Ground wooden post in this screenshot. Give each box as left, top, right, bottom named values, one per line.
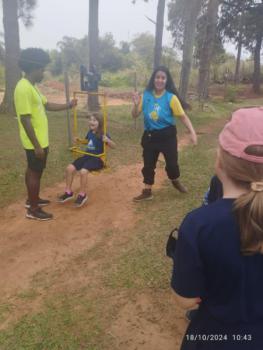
left=134, top=71, right=137, bottom=130
left=64, top=69, right=72, bottom=147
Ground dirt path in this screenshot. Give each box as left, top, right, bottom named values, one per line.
left=0, top=162, right=170, bottom=297
left=0, top=118, right=227, bottom=349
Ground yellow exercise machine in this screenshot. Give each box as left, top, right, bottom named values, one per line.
left=69, top=91, right=108, bottom=171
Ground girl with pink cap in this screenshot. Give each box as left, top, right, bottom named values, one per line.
left=170, top=107, right=263, bottom=349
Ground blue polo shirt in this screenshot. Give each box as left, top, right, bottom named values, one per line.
left=139, top=90, right=185, bottom=131
left=171, top=198, right=263, bottom=349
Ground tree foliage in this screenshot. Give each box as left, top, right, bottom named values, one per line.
left=18, top=0, right=37, bottom=27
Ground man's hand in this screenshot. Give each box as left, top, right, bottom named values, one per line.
left=34, top=147, right=45, bottom=159
left=68, top=99, right=78, bottom=109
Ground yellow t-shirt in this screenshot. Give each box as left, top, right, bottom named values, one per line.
left=14, top=78, right=48, bottom=149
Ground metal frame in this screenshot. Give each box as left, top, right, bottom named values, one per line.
left=69, top=91, right=108, bottom=165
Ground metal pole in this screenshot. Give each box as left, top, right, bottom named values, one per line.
left=134, top=71, right=137, bottom=130
left=63, top=69, right=72, bottom=147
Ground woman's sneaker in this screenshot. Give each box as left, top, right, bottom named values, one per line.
left=74, top=194, right=88, bottom=208
left=133, top=189, right=153, bottom=202
left=26, top=208, right=53, bottom=221
left=58, top=192, right=74, bottom=203
left=25, top=198, right=50, bottom=209
left=171, top=179, right=188, bottom=193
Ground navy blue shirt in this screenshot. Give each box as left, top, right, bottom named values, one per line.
left=85, top=130, right=105, bottom=155
left=171, top=199, right=263, bottom=349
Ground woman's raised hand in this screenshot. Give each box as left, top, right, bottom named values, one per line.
left=132, top=92, right=141, bottom=106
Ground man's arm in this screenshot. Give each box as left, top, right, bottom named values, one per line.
left=20, top=115, right=44, bottom=159
left=45, top=99, right=77, bottom=112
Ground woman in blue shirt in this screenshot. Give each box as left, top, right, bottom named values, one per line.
left=171, top=107, right=263, bottom=349
left=132, top=66, right=197, bottom=201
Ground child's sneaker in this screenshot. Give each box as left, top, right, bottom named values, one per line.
left=133, top=189, right=153, bottom=202
left=58, top=192, right=74, bottom=203
left=74, top=194, right=88, bottom=208
left=25, top=198, right=50, bottom=209
left=26, top=208, right=53, bottom=221
left=171, top=179, right=188, bottom=193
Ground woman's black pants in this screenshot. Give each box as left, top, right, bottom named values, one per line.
left=141, top=126, right=180, bottom=185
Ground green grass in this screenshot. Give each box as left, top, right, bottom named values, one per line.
left=0, top=98, right=263, bottom=349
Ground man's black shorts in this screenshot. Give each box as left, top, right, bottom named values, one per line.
left=25, top=147, right=49, bottom=172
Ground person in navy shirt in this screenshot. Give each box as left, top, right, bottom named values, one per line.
left=58, top=113, right=115, bottom=207
left=171, top=107, right=263, bottom=349
left=203, top=175, right=223, bottom=205
left=132, top=66, right=197, bottom=202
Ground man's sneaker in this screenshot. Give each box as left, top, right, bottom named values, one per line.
left=171, top=179, right=188, bottom=193
left=74, top=194, right=88, bottom=208
left=25, top=198, right=50, bottom=209
left=58, top=192, right=74, bottom=203
left=26, top=208, right=53, bottom=221
left=133, top=189, right=153, bottom=202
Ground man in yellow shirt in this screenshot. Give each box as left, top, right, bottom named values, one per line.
left=14, top=48, right=77, bottom=221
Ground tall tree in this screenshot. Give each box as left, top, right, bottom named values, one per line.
left=168, top=0, right=203, bottom=100
left=0, top=0, right=37, bottom=114
left=198, top=0, right=219, bottom=101
left=220, top=0, right=263, bottom=93
left=132, top=0, right=166, bottom=68
left=1, top=0, right=20, bottom=114
left=248, top=2, right=263, bottom=94
left=154, top=0, right=166, bottom=68
left=219, top=0, right=248, bottom=84
left=179, top=0, right=203, bottom=99
left=88, top=0, right=99, bottom=110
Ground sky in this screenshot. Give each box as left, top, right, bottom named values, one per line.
left=18, top=0, right=172, bottom=49
left=0, top=0, right=242, bottom=57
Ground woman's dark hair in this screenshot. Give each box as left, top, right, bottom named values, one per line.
left=18, top=48, right=50, bottom=74
left=146, top=65, right=190, bottom=110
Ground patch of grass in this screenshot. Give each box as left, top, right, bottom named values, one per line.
left=0, top=304, right=14, bottom=324
left=0, top=294, right=106, bottom=350
left=17, top=289, right=39, bottom=301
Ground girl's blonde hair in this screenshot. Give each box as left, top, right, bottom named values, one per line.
left=220, top=147, right=263, bottom=255
left=87, top=112, right=104, bottom=138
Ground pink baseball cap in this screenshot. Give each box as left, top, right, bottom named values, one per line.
left=219, top=107, right=263, bottom=163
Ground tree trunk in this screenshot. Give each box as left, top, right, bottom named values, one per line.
left=234, top=40, right=242, bottom=84
left=234, top=11, right=244, bottom=84
left=179, top=0, right=202, bottom=100
left=0, top=0, right=21, bottom=115
left=154, top=0, right=166, bottom=69
left=88, top=0, right=99, bottom=110
left=198, top=0, right=219, bottom=102
left=253, top=32, right=262, bottom=94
